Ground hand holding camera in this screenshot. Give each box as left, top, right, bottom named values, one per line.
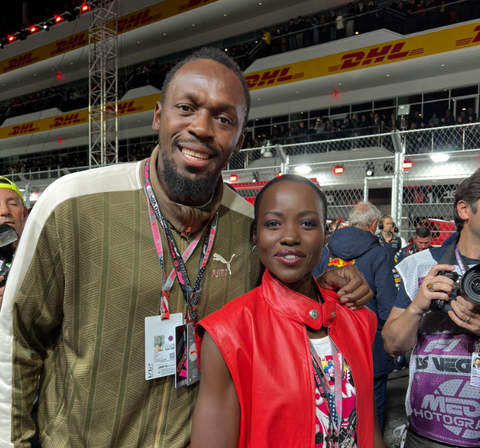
left=419, top=263, right=480, bottom=334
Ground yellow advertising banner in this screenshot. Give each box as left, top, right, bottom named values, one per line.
left=2, top=21, right=480, bottom=140
left=245, top=21, right=480, bottom=90
left=0, top=0, right=219, bottom=74
left=0, top=94, right=159, bottom=140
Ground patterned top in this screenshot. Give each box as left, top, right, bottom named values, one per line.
left=311, top=336, right=357, bottom=448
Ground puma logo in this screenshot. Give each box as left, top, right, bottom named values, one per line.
left=212, top=253, right=236, bottom=275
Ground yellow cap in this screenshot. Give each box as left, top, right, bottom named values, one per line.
left=0, top=177, right=25, bottom=206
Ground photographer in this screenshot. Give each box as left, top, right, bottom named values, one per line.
left=382, top=170, right=480, bottom=448
left=0, top=177, right=27, bottom=307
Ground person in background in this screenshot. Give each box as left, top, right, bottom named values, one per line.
left=0, top=177, right=28, bottom=308
left=395, top=226, right=432, bottom=264
left=377, top=214, right=403, bottom=263
left=382, top=170, right=480, bottom=448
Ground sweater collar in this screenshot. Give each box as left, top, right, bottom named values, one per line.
left=142, top=145, right=224, bottom=236
left=260, top=270, right=339, bottom=330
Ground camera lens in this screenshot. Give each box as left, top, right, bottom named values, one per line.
left=461, top=265, right=480, bottom=305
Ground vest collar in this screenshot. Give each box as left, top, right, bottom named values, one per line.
left=260, top=270, right=339, bottom=331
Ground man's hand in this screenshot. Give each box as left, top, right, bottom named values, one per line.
left=449, top=295, right=480, bottom=337
left=316, top=266, right=372, bottom=309
left=410, top=264, right=455, bottom=316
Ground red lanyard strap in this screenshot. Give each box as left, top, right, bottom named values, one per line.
left=144, top=158, right=219, bottom=322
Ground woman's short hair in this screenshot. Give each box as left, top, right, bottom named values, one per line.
left=253, top=174, right=327, bottom=230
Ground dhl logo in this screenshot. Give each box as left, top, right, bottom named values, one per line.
left=118, top=101, right=142, bottom=115
left=327, top=257, right=355, bottom=268
left=51, top=33, right=88, bottom=56
left=104, top=101, right=143, bottom=115
left=118, top=10, right=156, bottom=33
left=330, top=42, right=420, bottom=72
left=456, top=25, right=480, bottom=46
left=178, top=0, right=212, bottom=12
left=9, top=123, right=37, bottom=136
left=6, top=52, right=37, bottom=71
left=50, top=113, right=84, bottom=128
left=244, top=67, right=304, bottom=89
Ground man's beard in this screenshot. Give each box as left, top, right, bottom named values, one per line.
left=161, top=152, right=219, bottom=205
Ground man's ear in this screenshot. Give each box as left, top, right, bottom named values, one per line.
left=235, top=127, right=248, bottom=154
left=456, top=200, right=470, bottom=221
left=152, top=101, right=162, bottom=132
left=370, top=220, right=378, bottom=234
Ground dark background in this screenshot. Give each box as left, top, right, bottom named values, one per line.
left=0, top=1, right=82, bottom=37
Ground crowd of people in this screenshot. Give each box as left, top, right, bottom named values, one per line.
left=2, top=105, right=479, bottom=174
left=0, top=47, right=480, bottom=448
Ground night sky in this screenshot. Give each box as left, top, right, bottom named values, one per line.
left=0, top=1, right=79, bottom=37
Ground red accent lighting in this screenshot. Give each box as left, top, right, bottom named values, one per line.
left=229, top=174, right=237, bottom=182
left=30, top=26, right=39, bottom=33
left=333, top=166, right=344, bottom=175
left=8, top=35, right=16, bottom=42
left=58, top=138, right=62, bottom=143
left=334, top=91, right=338, bottom=98
left=277, top=172, right=283, bottom=177
left=55, top=16, right=64, bottom=23
left=403, top=160, right=413, bottom=170
left=81, top=4, right=90, bottom=12
left=56, top=72, right=62, bottom=79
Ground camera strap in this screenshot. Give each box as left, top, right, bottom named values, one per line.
left=454, top=245, right=468, bottom=276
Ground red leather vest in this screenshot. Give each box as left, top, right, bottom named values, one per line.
left=197, top=270, right=377, bottom=448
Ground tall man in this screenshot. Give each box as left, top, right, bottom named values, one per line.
left=0, top=177, right=28, bottom=307
left=0, top=48, right=371, bottom=448
left=314, top=201, right=398, bottom=433
left=395, top=226, right=432, bottom=264
left=383, top=170, right=480, bottom=448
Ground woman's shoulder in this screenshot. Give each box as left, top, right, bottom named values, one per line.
left=199, top=286, right=266, bottom=330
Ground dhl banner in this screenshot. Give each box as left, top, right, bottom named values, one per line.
left=0, top=0, right=219, bottom=74
left=245, top=21, right=480, bottom=90
left=2, top=21, right=480, bottom=140
left=0, top=94, right=159, bottom=140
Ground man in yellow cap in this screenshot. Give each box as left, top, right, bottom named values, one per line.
left=0, top=177, right=28, bottom=306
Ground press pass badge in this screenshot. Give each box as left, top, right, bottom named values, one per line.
left=175, top=322, right=200, bottom=388
left=470, top=352, right=480, bottom=388
left=145, top=313, right=183, bottom=380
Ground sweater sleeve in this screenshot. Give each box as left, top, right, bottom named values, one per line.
left=0, top=208, right=65, bottom=447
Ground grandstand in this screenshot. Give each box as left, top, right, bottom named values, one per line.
left=0, top=0, right=479, bottom=242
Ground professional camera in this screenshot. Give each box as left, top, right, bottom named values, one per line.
left=0, top=223, right=18, bottom=287
left=430, top=265, right=480, bottom=315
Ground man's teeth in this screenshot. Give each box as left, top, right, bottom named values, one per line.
left=181, top=148, right=209, bottom=160
left=284, top=255, right=299, bottom=259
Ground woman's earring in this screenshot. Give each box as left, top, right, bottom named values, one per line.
left=324, top=243, right=329, bottom=255
left=251, top=245, right=259, bottom=256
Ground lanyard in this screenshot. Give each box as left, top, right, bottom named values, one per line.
left=143, top=158, right=219, bottom=323
left=455, top=244, right=468, bottom=276
left=309, top=339, right=344, bottom=446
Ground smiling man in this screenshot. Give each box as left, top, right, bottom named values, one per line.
left=0, top=48, right=371, bottom=448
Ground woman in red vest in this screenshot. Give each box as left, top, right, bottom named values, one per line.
left=191, top=175, right=385, bottom=448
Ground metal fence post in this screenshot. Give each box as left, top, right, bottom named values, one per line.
left=391, top=131, right=404, bottom=229
left=364, top=177, right=369, bottom=202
